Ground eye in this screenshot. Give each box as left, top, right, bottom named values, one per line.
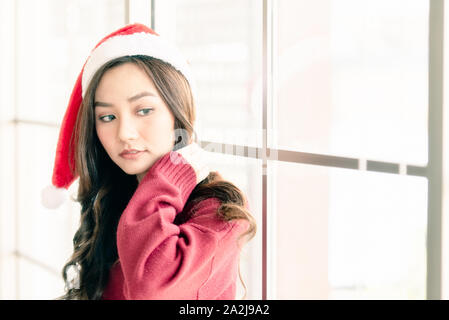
left=98, top=115, right=115, bottom=122
left=137, top=108, right=154, bottom=116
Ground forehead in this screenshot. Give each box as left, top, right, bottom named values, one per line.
left=95, top=62, right=157, bottom=100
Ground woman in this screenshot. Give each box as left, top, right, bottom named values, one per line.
left=43, top=24, right=256, bottom=300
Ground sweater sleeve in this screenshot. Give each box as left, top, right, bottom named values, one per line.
left=116, top=151, right=235, bottom=300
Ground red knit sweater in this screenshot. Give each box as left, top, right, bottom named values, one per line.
left=101, top=151, right=249, bottom=300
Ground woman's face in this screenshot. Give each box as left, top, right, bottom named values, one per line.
left=94, top=62, right=175, bottom=184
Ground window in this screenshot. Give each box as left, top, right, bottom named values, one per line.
left=0, top=0, right=126, bottom=299
left=154, top=0, right=264, bottom=299
left=154, top=0, right=437, bottom=300
left=0, top=0, right=446, bottom=300
left=271, top=0, right=430, bottom=299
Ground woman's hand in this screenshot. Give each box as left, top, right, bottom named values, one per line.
left=170, top=142, right=211, bottom=185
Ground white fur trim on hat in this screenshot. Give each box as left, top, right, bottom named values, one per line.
left=41, top=184, right=68, bottom=209
left=81, top=32, right=197, bottom=99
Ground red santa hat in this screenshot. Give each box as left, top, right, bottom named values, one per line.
left=41, top=23, right=197, bottom=209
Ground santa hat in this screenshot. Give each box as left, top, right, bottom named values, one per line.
left=41, top=23, right=197, bottom=209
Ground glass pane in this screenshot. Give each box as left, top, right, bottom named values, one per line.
left=274, top=0, right=429, bottom=165
left=0, top=254, right=16, bottom=299
left=16, top=0, right=125, bottom=124
left=169, top=0, right=263, bottom=148
left=0, top=0, right=15, bottom=122
left=272, top=160, right=427, bottom=299
left=203, top=146, right=263, bottom=299
left=0, top=123, right=16, bottom=299
left=16, top=123, right=76, bottom=272
left=18, top=257, right=64, bottom=299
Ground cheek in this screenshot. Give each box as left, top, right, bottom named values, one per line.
left=96, top=125, right=114, bottom=152
left=139, top=125, right=160, bottom=144
left=143, top=120, right=174, bottom=144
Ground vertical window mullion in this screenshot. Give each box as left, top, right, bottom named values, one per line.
left=266, top=0, right=278, bottom=300
left=262, top=0, right=272, bottom=300
left=427, top=0, right=444, bottom=300
left=151, top=0, right=155, bottom=30
left=124, top=0, right=129, bottom=25
left=13, top=0, right=19, bottom=300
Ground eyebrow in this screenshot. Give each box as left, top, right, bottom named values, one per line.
left=94, top=91, right=157, bottom=107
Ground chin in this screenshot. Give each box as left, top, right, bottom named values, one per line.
left=121, top=165, right=149, bottom=176
left=113, top=159, right=146, bottom=175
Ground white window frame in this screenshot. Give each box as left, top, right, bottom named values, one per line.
left=0, top=0, right=446, bottom=300
left=153, top=0, right=446, bottom=300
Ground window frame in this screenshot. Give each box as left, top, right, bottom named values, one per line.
left=1, top=0, right=444, bottom=300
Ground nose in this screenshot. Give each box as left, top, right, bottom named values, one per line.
left=117, top=115, right=139, bottom=142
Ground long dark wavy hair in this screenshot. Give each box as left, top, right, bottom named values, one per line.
left=56, top=55, right=257, bottom=300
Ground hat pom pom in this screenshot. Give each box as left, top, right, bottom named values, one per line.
left=41, top=184, right=68, bottom=209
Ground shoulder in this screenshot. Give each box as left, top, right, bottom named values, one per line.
left=180, top=197, right=247, bottom=237
left=182, top=197, right=228, bottom=231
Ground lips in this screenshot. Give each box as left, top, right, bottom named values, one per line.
left=120, top=149, right=142, bottom=156
left=120, top=149, right=144, bottom=160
